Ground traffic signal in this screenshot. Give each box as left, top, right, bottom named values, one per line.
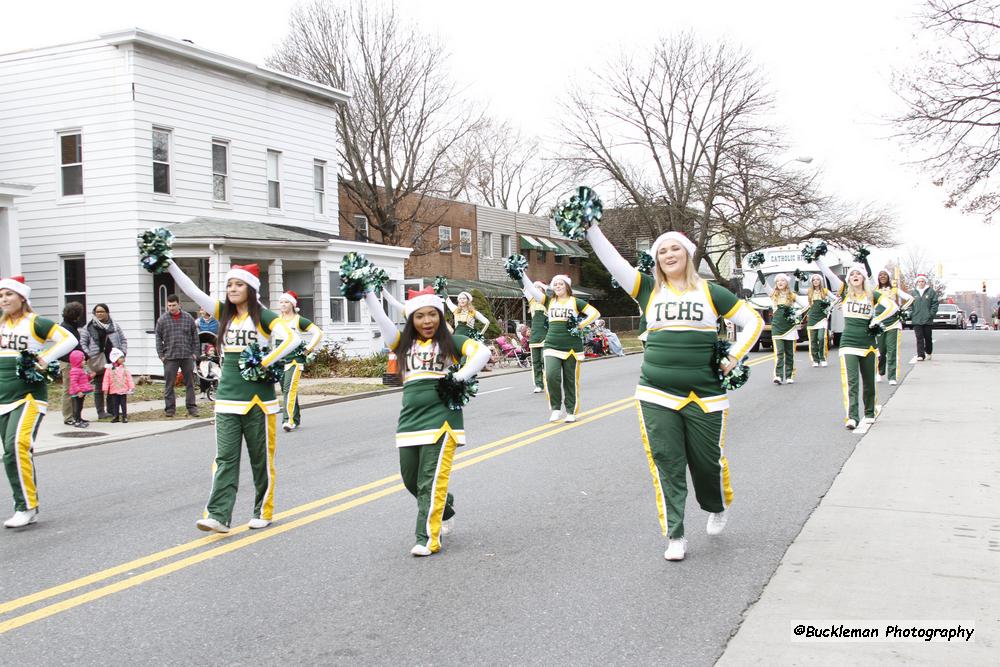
left=984, top=280, right=988, bottom=294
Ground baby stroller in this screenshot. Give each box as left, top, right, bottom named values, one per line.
left=585, top=329, right=610, bottom=357
left=494, top=335, right=530, bottom=368
left=196, top=331, right=221, bottom=402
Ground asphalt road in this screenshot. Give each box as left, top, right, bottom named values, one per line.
left=0, top=332, right=939, bottom=666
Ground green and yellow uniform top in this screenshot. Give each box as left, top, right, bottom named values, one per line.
left=873, top=287, right=913, bottom=331
left=539, top=295, right=600, bottom=358
left=386, top=330, right=484, bottom=448
left=0, top=313, right=76, bottom=415
left=836, top=285, right=899, bottom=357
left=272, top=314, right=323, bottom=364
left=770, top=291, right=806, bottom=340
left=628, top=273, right=763, bottom=413
left=806, top=288, right=833, bottom=329
left=213, top=303, right=297, bottom=415
left=528, top=299, right=548, bottom=349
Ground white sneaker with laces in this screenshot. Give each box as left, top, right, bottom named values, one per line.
left=889, top=379, right=897, bottom=386
left=549, top=410, right=563, bottom=422
left=248, top=518, right=271, bottom=529
left=533, top=387, right=543, bottom=394
left=664, top=538, right=687, bottom=561
left=4, top=508, right=38, bottom=528
left=410, top=544, right=433, bottom=557
left=196, top=518, right=230, bottom=533
left=282, top=422, right=293, bottom=432
left=706, top=511, right=728, bottom=536
left=821, top=361, right=828, bottom=367
left=564, top=414, right=577, bottom=423
left=812, top=362, right=819, bottom=367
left=773, top=377, right=782, bottom=385
left=441, top=517, right=454, bottom=536
left=925, top=354, right=932, bottom=361
left=845, top=419, right=858, bottom=430
left=786, top=378, right=795, bottom=384
left=863, top=416, right=876, bottom=425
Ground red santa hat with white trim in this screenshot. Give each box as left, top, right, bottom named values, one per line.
left=0, top=275, right=30, bottom=304
left=404, top=286, right=445, bottom=319
left=279, top=290, right=300, bottom=311
left=225, top=264, right=261, bottom=292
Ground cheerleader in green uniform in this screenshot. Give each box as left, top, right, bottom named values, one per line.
left=520, top=274, right=600, bottom=423
left=167, top=262, right=299, bottom=532
left=445, top=291, right=490, bottom=338
left=274, top=291, right=323, bottom=432
left=0, top=276, right=77, bottom=528
left=813, top=258, right=898, bottom=430
left=757, top=271, right=807, bottom=385
left=526, top=283, right=548, bottom=393
left=805, top=273, right=834, bottom=367
left=874, top=271, right=912, bottom=386
left=587, top=226, right=763, bottom=561
left=364, top=286, right=491, bottom=556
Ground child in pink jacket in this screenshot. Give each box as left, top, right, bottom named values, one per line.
left=102, top=348, right=135, bottom=423
left=68, top=349, right=94, bottom=428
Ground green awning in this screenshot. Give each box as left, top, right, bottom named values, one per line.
left=537, top=237, right=560, bottom=252
left=551, top=240, right=574, bottom=256
left=563, top=240, right=590, bottom=258
left=519, top=234, right=543, bottom=250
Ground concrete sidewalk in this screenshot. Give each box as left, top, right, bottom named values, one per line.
left=717, top=354, right=999, bottom=665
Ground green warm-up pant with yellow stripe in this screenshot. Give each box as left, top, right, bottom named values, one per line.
left=840, top=352, right=877, bottom=423
left=398, top=434, right=457, bottom=552
left=774, top=339, right=795, bottom=381
left=530, top=346, right=544, bottom=390
left=280, top=361, right=303, bottom=427
left=205, top=408, right=277, bottom=526
left=2, top=400, right=43, bottom=512
left=636, top=400, right=731, bottom=540
left=808, top=328, right=828, bottom=363
left=877, top=329, right=902, bottom=381
left=544, top=354, right=581, bottom=414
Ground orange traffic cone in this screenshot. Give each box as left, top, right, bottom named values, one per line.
left=383, top=353, right=402, bottom=387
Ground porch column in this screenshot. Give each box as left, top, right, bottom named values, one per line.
left=0, top=205, right=18, bottom=276
left=269, top=258, right=284, bottom=304
left=314, top=259, right=330, bottom=331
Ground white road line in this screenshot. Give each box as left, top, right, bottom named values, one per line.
left=478, top=387, right=513, bottom=396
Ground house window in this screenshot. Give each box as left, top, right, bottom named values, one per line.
left=459, top=229, right=472, bottom=255
left=152, top=128, right=172, bottom=195
left=501, top=234, right=512, bottom=257
left=314, top=160, right=326, bottom=215
left=354, top=215, right=369, bottom=242
left=480, top=231, right=493, bottom=258
left=267, top=150, right=282, bottom=208
left=62, top=255, right=86, bottom=311
left=59, top=131, right=83, bottom=197
left=439, top=226, right=452, bottom=253
left=554, top=252, right=563, bottom=264
left=212, top=140, right=229, bottom=202
left=329, top=271, right=361, bottom=323
left=537, top=250, right=547, bottom=263
left=636, top=238, right=651, bottom=254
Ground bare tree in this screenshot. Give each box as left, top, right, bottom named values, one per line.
left=268, top=0, right=480, bottom=251
left=900, top=245, right=947, bottom=296
left=894, top=0, right=1000, bottom=221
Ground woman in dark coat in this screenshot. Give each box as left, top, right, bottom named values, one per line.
left=79, top=303, right=128, bottom=420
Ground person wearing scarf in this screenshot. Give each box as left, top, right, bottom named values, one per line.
left=80, top=303, right=128, bottom=420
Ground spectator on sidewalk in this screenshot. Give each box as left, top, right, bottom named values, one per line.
left=68, top=350, right=95, bottom=428
left=910, top=275, right=938, bottom=361
left=79, top=303, right=128, bottom=420
left=102, top=348, right=135, bottom=423
left=197, top=307, right=219, bottom=336
left=57, top=301, right=85, bottom=426
left=155, top=294, right=199, bottom=417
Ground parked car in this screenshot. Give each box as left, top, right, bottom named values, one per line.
left=933, top=304, right=963, bottom=329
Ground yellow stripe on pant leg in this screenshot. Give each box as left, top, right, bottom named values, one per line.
left=839, top=353, right=850, bottom=423
left=261, top=413, right=277, bottom=521
left=635, top=400, right=668, bottom=537
left=895, top=329, right=902, bottom=381
left=286, top=362, right=302, bottom=426
left=15, top=401, right=41, bottom=509
left=204, top=418, right=220, bottom=519
left=824, top=330, right=828, bottom=360
left=425, top=434, right=458, bottom=553
left=807, top=329, right=813, bottom=363
left=573, top=355, right=582, bottom=415
left=716, top=409, right=733, bottom=507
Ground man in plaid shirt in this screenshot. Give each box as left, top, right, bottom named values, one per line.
left=155, top=293, right=200, bottom=417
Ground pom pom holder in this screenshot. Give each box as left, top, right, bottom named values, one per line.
left=137, top=227, right=174, bottom=274
left=801, top=241, right=828, bottom=263
left=504, top=254, right=529, bottom=281
left=16, top=350, right=61, bottom=384
left=238, top=343, right=284, bottom=383
left=339, top=252, right=388, bottom=302
left=436, top=365, right=479, bottom=411
left=552, top=186, right=603, bottom=242
left=712, top=340, right=750, bottom=391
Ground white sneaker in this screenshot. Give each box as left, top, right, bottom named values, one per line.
left=564, top=414, right=577, bottom=423
left=786, top=378, right=795, bottom=384
left=533, top=387, right=543, bottom=394
left=4, top=508, right=38, bottom=528
left=248, top=518, right=271, bottom=529
left=876, top=375, right=883, bottom=383
left=706, top=511, right=728, bottom=536
left=196, top=518, right=230, bottom=533
left=863, top=416, right=876, bottom=425
left=410, top=544, right=433, bottom=557
left=772, top=377, right=782, bottom=385
left=282, top=422, right=292, bottom=432
left=549, top=410, right=563, bottom=422
left=812, top=362, right=819, bottom=367
left=889, top=379, right=897, bottom=386
left=440, top=517, right=454, bottom=536
left=664, top=538, right=687, bottom=561
left=821, top=361, right=828, bottom=367
left=845, top=419, right=857, bottom=430
left=925, top=354, right=932, bottom=361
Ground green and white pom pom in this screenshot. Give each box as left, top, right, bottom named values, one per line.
left=565, top=313, right=586, bottom=339
left=16, top=351, right=60, bottom=384
left=793, top=268, right=808, bottom=283
left=504, top=254, right=529, bottom=281
left=137, top=227, right=174, bottom=274
left=238, top=343, right=283, bottom=383
left=868, top=321, right=886, bottom=336
left=552, top=186, right=602, bottom=241
left=610, top=276, right=620, bottom=290
left=816, top=297, right=832, bottom=319
left=468, top=329, right=485, bottom=343
left=432, top=275, right=448, bottom=298
left=801, top=241, right=829, bottom=263
left=636, top=251, right=654, bottom=275
left=339, top=252, right=389, bottom=301
left=436, top=365, right=479, bottom=411
left=746, top=251, right=765, bottom=269
left=713, top=340, right=751, bottom=391
left=776, top=304, right=797, bottom=321
left=852, top=247, right=871, bottom=263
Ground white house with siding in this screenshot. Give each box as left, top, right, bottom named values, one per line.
left=0, top=29, right=409, bottom=375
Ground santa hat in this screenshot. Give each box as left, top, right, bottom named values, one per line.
left=279, top=290, right=300, bottom=311
left=774, top=273, right=790, bottom=287
left=225, top=264, right=261, bottom=292
left=847, top=263, right=869, bottom=281
left=457, top=291, right=474, bottom=304
left=649, top=231, right=696, bottom=260
left=109, top=348, right=124, bottom=364
left=550, top=274, right=573, bottom=289
left=0, top=275, right=30, bottom=303
left=404, top=286, right=445, bottom=319
left=915, top=273, right=928, bottom=283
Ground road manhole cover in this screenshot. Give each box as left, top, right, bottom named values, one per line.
left=54, top=431, right=108, bottom=438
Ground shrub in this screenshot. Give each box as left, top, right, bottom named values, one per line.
left=471, top=288, right=502, bottom=338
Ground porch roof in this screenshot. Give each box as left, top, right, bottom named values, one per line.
left=168, top=218, right=329, bottom=244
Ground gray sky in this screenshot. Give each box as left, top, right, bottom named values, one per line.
left=5, top=0, right=998, bottom=293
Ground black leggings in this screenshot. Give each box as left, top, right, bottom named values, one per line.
left=72, top=396, right=85, bottom=421
left=109, top=394, right=128, bottom=418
